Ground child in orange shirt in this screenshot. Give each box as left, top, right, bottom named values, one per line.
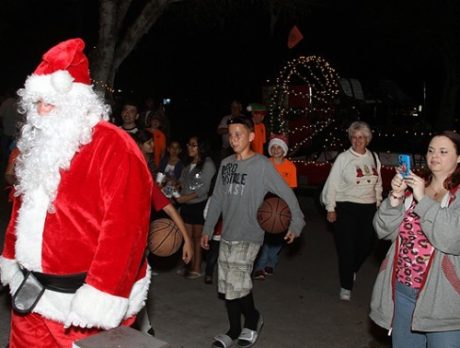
left=248, top=103, right=267, bottom=155
left=146, top=115, right=166, bottom=167
left=254, top=135, right=297, bottom=280
left=268, top=135, right=297, bottom=188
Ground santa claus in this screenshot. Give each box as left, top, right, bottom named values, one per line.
left=0, top=38, right=153, bottom=347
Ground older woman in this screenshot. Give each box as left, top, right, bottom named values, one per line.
left=321, top=121, right=382, bottom=301
left=370, top=131, right=460, bottom=347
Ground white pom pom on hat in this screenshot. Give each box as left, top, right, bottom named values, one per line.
left=50, top=70, right=74, bottom=93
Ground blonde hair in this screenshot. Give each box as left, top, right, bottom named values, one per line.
left=347, top=121, right=372, bottom=144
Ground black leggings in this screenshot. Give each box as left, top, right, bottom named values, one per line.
left=225, top=292, right=260, bottom=339
left=334, top=202, right=376, bottom=290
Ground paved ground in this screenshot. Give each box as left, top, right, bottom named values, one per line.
left=0, top=178, right=392, bottom=347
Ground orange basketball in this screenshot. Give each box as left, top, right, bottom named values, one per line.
left=257, top=196, right=291, bottom=234
left=148, top=218, right=183, bottom=257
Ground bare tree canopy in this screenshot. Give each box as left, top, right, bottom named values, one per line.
left=90, top=0, right=326, bottom=97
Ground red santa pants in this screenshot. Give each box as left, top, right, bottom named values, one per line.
left=9, top=310, right=135, bottom=348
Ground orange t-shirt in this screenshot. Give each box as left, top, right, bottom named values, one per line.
left=251, top=123, right=266, bottom=155
left=152, top=129, right=166, bottom=167
left=269, top=157, right=297, bottom=188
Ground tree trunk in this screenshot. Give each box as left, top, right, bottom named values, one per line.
left=91, top=0, right=118, bottom=97
left=90, top=0, right=181, bottom=100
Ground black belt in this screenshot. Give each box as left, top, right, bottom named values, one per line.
left=20, top=267, right=87, bottom=294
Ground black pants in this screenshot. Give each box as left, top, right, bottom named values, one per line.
left=334, top=202, right=376, bottom=290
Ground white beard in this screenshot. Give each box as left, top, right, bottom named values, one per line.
left=14, top=82, right=109, bottom=212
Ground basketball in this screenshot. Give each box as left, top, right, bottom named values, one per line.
left=148, top=218, right=183, bottom=257
left=257, top=196, right=292, bottom=234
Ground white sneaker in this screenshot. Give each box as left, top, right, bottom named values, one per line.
left=339, top=288, right=351, bottom=301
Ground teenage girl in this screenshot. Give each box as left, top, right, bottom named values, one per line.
left=176, top=136, right=216, bottom=279
left=130, top=130, right=193, bottom=262
left=158, top=141, right=184, bottom=197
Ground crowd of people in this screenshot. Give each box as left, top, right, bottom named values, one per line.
left=0, top=37, right=459, bottom=348
left=0, top=38, right=305, bottom=348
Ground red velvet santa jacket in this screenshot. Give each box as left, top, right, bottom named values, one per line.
left=0, top=121, right=153, bottom=330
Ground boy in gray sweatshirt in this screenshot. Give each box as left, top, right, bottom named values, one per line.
left=201, top=116, right=305, bottom=348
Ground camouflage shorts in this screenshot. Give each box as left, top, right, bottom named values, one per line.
left=218, top=239, right=261, bottom=300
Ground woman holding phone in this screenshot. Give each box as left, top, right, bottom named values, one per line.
left=370, top=131, right=460, bottom=347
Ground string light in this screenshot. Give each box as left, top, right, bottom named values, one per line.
left=266, top=55, right=436, bottom=159
left=267, top=55, right=340, bottom=153
left=92, top=80, right=121, bottom=95
left=289, top=126, right=433, bottom=171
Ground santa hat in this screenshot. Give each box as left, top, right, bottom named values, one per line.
left=23, top=38, right=91, bottom=100
left=247, top=103, right=267, bottom=113
left=268, top=134, right=289, bottom=156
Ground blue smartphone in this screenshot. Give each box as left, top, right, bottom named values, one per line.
left=398, top=154, right=411, bottom=177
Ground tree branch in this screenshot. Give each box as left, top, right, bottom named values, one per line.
left=115, top=0, right=134, bottom=34
left=113, top=0, right=183, bottom=72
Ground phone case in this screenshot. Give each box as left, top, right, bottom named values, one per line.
left=398, top=154, right=411, bottom=177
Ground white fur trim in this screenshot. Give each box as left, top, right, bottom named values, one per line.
left=125, top=265, right=151, bottom=318
left=268, top=138, right=288, bottom=156
left=0, top=256, right=20, bottom=285
left=65, top=284, right=129, bottom=329
left=15, top=187, right=49, bottom=271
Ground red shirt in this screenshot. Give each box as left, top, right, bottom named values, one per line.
left=152, top=183, right=170, bottom=211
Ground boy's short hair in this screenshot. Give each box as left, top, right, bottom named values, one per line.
left=122, top=98, right=140, bottom=112
left=227, top=116, right=254, bottom=131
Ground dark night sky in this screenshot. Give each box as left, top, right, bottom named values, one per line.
left=0, top=0, right=448, bottom=141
